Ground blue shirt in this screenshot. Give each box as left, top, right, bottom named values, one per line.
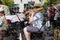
left=33, top=12, right=44, bottom=29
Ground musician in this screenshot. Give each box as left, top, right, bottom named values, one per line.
left=15, top=12, right=25, bottom=30
left=49, top=4, right=58, bottom=28
left=23, top=3, right=44, bottom=40
left=0, top=6, right=9, bottom=40
left=6, top=12, right=25, bottom=30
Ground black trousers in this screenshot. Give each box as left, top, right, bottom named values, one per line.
left=50, top=16, right=56, bottom=28
left=50, top=17, right=60, bottom=28
left=10, top=21, right=25, bottom=30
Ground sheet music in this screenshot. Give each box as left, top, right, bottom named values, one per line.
left=5, top=13, right=25, bottom=22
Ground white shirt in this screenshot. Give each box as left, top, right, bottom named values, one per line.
left=16, top=13, right=25, bottom=21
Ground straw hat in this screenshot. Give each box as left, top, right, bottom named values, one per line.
left=34, top=3, right=41, bottom=8
left=33, top=4, right=46, bottom=13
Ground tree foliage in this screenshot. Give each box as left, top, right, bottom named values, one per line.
left=0, top=0, right=14, bottom=9
left=43, top=0, right=60, bottom=7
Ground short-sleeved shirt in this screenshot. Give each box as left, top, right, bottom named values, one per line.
left=33, top=12, right=44, bottom=29
left=0, top=16, right=8, bottom=30
left=16, top=13, right=25, bottom=21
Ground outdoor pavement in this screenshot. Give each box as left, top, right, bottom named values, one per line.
left=3, top=25, right=54, bottom=40
left=3, top=31, right=53, bottom=40
left=3, top=35, right=53, bottom=40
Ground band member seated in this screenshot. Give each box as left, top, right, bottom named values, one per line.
left=6, top=12, right=25, bottom=31
left=23, top=3, right=44, bottom=40
left=0, top=6, right=9, bottom=40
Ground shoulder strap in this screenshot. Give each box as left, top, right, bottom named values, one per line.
left=16, top=14, right=21, bottom=22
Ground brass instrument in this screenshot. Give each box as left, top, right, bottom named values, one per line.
left=54, top=27, right=60, bottom=40
left=24, top=3, right=46, bottom=20
left=24, top=8, right=45, bottom=17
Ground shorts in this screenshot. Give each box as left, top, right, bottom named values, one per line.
left=27, top=26, right=44, bottom=33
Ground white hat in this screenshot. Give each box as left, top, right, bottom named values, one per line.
left=0, top=7, right=4, bottom=12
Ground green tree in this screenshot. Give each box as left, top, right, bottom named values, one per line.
left=43, top=0, right=60, bottom=7
left=0, top=0, right=14, bottom=9
left=43, top=0, right=50, bottom=8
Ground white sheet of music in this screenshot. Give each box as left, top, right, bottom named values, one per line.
left=5, top=15, right=19, bottom=22
left=5, top=13, right=25, bottom=22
